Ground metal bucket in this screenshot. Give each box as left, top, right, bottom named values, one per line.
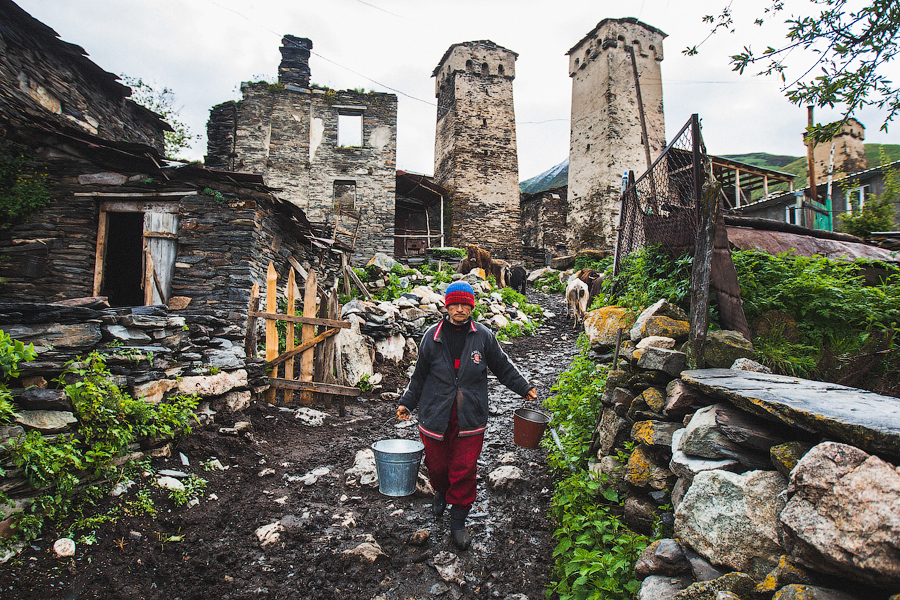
left=371, top=439, right=425, bottom=497
left=513, top=407, right=550, bottom=449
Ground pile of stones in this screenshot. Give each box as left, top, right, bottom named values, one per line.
left=583, top=299, right=900, bottom=600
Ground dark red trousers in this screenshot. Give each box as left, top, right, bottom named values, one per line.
left=420, top=402, right=484, bottom=511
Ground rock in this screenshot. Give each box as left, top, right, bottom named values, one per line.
left=754, top=555, right=814, bottom=596
left=773, top=585, right=865, bottom=600
left=638, top=387, right=667, bottom=412
left=177, top=369, right=248, bottom=398
left=104, top=324, right=151, bottom=342
left=584, top=306, right=632, bottom=349
left=336, top=316, right=374, bottom=387
left=133, top=378, right=178, bottom=403
left=670, top=477, right=689, bottom=511
left=343, top=539, right=387, bottom=562
left=366, top=252, right=398, bottom=274
left=433, top=551, right=465, bottom=586
left=410, top=529, right=430, bottom=546
left=167, top=296, right=192, bottom=310
left=625, top=445, right=675, bottom=490
left=219, top=390, right=251, bottom=412
left=253, top=522, right=284, bottom=547
left=430, top=582, right=451, bottom=596
left=53, top=538, right=75, bottom=558
left=702, top=331, right=754, bottom=369
left=595, top=408, right=628, bottom=456
left=156, top=476, right=185, bottom=491
left=715, top=402, right=792, bottom=454
left=5, top=322, right=102, bottom=348
left=730, top=357, right=771, bottom=373
left=641, top=316, right=690, bottom=341
left=769, top=442, right=812, bottom=479
left=674, top=572, right=755, bottom=600
left=375, top=334, right=406, bottom=364
left=632, top=420, right=682, bottom=449
left=637, top=347, right=687, bottom=377
left=679, top=404, right=771, bottom=469
left=635, top=539, right=691, bottom=579
left=675, top=469, right=787, bottom=577
left=344, top=449, right=378, bottom=487
left=0, top=425, right=25, bottom=451
left=636, top=336, right=677, bottom=350
left=670, top=429, right=741, bottom=484
left=630, top=299, right=689, bottom=342
left=488, top=465, right=524, bottom=490
left=665, top=380, right=706, bottom=418
left=780, top=441, right=900, bottom=587
left=681, top=545, right=728, bottom=582
left=637, top=575, right=694, bottom=600
left=295, top=407, right=327, bottom=426
left=681, top=369, right=900, bottom=460
left=624, top=495, right=659, bottom=535
left=204, top=347, right=245, bottom=370
left=15, top=410, right=78, bottom=434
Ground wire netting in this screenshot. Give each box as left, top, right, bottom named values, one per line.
left=613, top=115, right=710, bottom=275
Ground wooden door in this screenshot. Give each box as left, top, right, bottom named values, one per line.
left=143, top=212, right=179, bottom=305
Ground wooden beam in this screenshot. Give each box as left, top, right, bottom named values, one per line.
left=264, top=262, right=278, bottom=404
left=284, top=268, right=297, bottom=404
left=245, top=283, right=260, bottom=358
left=266, top=327, right=339, bottom=369
left=247, top=311, right=350, bottom=329
left=298, top=270, right=318, bottom=404
left=268, top=378, right=360, bottom=397
left=93, top=209, right=108, bottom=296
left=77, top=191, right=197, bottom=198
left=344, top=264, right=373, bottom=300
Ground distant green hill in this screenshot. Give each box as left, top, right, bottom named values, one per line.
left=519, top=145, right=900, bottom=197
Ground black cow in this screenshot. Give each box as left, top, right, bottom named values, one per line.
left=508, top=265, right=527, bottom=295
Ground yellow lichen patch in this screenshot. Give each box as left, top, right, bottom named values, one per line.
left=641, top=316, right=690, bottom=341
left=640, top=387, right=666, bottom=412
left=631, top=421, right=656, bottom=446
left=584, top=306, right=634, bottom=348
left=624, top=445, right=672, bottom=489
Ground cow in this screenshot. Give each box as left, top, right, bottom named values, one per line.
left=491, top=259, right=510, bottom=289
left=455, top=244, right=512, bottom=289
left=565, top=277, right=589, bottom=329
left=508, top=265, right=527, bottom=295
left=573, top=268, right=605, bottom=309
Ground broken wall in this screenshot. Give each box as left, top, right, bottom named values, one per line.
left=521, top=185, right=569, bottom=255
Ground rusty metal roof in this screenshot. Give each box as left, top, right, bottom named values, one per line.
left=726, top=226, right=899, bottom=262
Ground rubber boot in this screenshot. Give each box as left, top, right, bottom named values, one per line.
left=432, top=491, right=446, bottom=517
left=449, top=506, right=471, bottom=550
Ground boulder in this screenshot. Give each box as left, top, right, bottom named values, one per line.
left=702, top=330, right=754, bottom=368
left=773, top=585, right=865, bottom=600
left=754, top=555, right=815, bottom=596
left=679, top=404, right=772, bottom=469
left=780, top=441, right=900, bottom=587
left=365, top=252, right=398, bottom=274
left=675, top=469, right=787, bottom=577
left=635, top=539, right=691, bottom=579
left=375, top=334, right=406, bottom=364
left=670, top=428, right=741, bottom=484
left=133, top=378, right=178, bottom=403
left=632, top=420, right=682, bottom=450
left=336, top=316, right=374, bottom=386
left=637, top=575, right=693, bottom=600
left=630, top=299, right=689, bottom=342
left=637, top=347, right=687, bottom=377
left=674, top=572, right=755, bottom=600
left=487, top=465, right=525, bottom=490
left=636, top=336, right=676, bottom=350
left=641, top=316, right=690, bottom=341
left=625, top=445, right=675, bottom=490
left=624, top=495, right=658, bottom=535
left=596, top=408, right=628, bottom=456
left=664, top=379, right=707, bottom=418
left=5, top=322, right=102, bottom=349
left=15, top=410, right=78, bottom=434
left=177, top=369, right=248, bottom=398
left=584, top=306, right=633, bottom=349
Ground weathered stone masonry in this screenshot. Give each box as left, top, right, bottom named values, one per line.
left=206, top=36, right=398, bottom=264
left=433, top=40, right=522, bottom=262
left=567, top=18, right=666, bottom=252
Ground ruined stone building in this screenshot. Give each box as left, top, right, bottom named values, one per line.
left=206, top=36, right=398, bottom=263
left=811, top=117, right=868, bottom=182
left=520, top=185, right=568, bottom=257
left=433, top=40, right=522, bottom=261
left=566, top=18, right=666, bottom=251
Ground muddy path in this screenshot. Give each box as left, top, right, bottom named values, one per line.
left=1, top=291, right=579, bottom=600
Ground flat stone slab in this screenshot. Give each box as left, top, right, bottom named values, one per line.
left=681, top=369, right=900, bottom=459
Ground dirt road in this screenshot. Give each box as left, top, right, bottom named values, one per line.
left=1, top=291, right=579, bottom=600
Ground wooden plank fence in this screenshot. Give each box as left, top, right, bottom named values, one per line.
left=247, top=261, right=358, bottom=415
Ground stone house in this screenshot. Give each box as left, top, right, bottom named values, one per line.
left=205, top=36, right=398, bottom=264
left=520, top=185, right=568, bottom=261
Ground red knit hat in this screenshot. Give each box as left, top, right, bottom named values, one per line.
left=444, top=281, right=476, bottom=307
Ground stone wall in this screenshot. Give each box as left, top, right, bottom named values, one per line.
left=812, top=118, right=868, bottom=181
left=433, top=41, right=522, bottom=262
left=521, top=185, right=568, bottom=254
left=583, top=299, right=900, bottom=598
left=0, top=1, right=167, bottom=154
left=566, top=18, right=666, bottom=252
left=205, top=37, right=398, bottom=265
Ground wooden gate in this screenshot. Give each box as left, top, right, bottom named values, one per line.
left=246, top=262, right=359, bottom=415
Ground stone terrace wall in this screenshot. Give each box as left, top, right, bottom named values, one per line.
left=0, top=1, right=166, bottom=153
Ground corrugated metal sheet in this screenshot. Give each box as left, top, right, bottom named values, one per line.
left=726, top=226, right=899, bottom=262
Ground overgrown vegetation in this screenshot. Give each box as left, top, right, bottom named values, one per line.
left=544, top=335, right=650, bottom=599
left=0, top=143, right=52, bottom=229
left=0, top=343, right=199, bottom=545
left=838, top=152, right=898, bottom=238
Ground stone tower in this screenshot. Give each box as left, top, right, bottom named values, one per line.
left=433, top=41, right=521, bottom=261
left=566, top=18, right=666, bottom=251
left=812, top=118, right=868, bottom=181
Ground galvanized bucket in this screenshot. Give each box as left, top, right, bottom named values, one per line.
left=371, top=439, right=425, bottom=497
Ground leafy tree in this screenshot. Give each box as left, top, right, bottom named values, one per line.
left=120, top=75, right=199, bottom=160
left=685, top=1, right=900, bottom=142
left=838, top=152, right=898, bottom=236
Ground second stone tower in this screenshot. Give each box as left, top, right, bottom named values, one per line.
left=433, top=41, right=522, bottom=262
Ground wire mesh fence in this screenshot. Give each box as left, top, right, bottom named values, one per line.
left=613, top=115, right=710, bottom=276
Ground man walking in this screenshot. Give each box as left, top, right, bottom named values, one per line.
left=397, top=281, right=537, bottom=550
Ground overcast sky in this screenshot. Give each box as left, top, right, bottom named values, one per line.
left=15, top=0, right=898, bottom=181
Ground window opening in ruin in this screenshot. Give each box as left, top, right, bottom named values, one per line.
left=481, top=62, right=489, bottom=75
left=498, top=64, right=504, bottom=75
left=466, top=60, right=474, bottom=73
left=94, top=201, right=179, bottom=307
left=338, top=111, right=363, bottom=147
left=334, top=180, right=357, bottom=211
left=618, top=35, right=625, bottom=41
left=482, top=118, right=488, bottom=128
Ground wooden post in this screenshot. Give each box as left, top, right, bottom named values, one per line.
left=686, top=182, right=722, bottom=369
left=298, top=270, right=318, bottom=404
left=284, top=269, right=297, bottom=404
left=314, top=291, right=329, bottom=407
left=341, top=252, right=351, bottom=298
left=93, top=210, right=108, bottom=296
left=806, top=106, right=818, bottom=204
left=245, top=283, right=260, bottom=358
left=326, top=290, right=344, bottom=416
left=264, top=262, right=278, bottom=403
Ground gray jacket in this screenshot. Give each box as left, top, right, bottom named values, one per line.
left=400, top=317, right=532, bottom=440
